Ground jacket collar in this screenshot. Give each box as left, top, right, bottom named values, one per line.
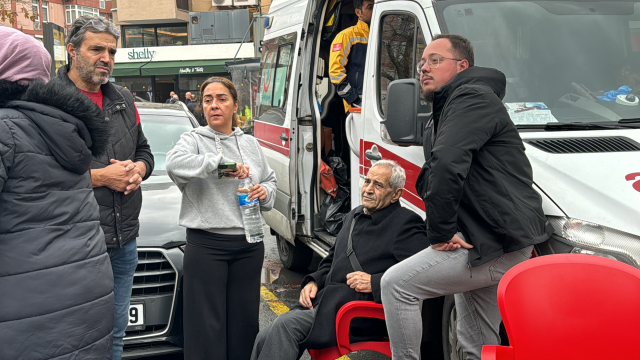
left=1, top=79, right=111, bottom=172
left=357, top=201, right=401, bottom=226
left=356, top=20, right=370, bottom=35
left=0, top=79, right=28, bottom=107
left=56, top=65, right=126, bottom=109
left=431, top=66, right=507, bottom=123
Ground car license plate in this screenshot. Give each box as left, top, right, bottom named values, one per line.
left=128, top=303, right=144, bottom=328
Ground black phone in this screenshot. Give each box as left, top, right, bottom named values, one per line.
left=218, top=163, right=237, bottom=179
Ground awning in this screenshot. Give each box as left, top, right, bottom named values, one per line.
left=111, top=62, right=147, bottom=77
left=140, top=60, right=228, bottom=76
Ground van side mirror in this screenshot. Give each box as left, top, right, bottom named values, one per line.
left=381, top=78, right=430, bottom=146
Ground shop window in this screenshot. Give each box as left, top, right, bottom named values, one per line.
left=124, top=27, right=155, bottom=47
left=123, top=24, right=188, bottom=48
left=113, top=76, right=153, bottom=102
left=157, top=26, right=188, bottom=46
left=377, top=13, right=427, bottom=115
left=257, top=32, right=297, bottom=125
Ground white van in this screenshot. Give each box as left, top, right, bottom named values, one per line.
left=254, top=0, right=640, bottom=357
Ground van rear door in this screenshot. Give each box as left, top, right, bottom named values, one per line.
left=255, top=28, right=301, bottom=242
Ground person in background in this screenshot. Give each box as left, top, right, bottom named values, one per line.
left=185, top=91, right=193, bottom=105
left=166, top=77, right=277, bottom=360
left=0, top=26, right=114, bottom=359
left=613, top=54, right=640, bottom=90
left=51, top=15, right=155, bottom=360
left=329, top=0, right=374, bottom=112
left=166, top=90, right=175, bottom=103
left=188, top=93, right=207, bottom=126
left=170, top=94, right=180, bottom=104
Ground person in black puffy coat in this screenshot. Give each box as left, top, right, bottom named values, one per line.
left=0, top=27, right=114, bottom=360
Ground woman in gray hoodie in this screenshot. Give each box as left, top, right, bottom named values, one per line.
left=166, top=77, right=277, bottom=360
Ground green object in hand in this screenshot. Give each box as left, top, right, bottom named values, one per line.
left=218, top=163, right=237, bottom=179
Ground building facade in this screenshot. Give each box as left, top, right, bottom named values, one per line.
left=110, top=0, right=270, bottom=103
left=111, top=42, right=254, bottom=103
left=1, top=0, right=112, bottom=39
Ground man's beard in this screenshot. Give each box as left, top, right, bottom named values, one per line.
left=420, top=87, right=434, bottom=102
left=420, top=75, right=435, bottom=102
left=76, top=52, right=111, bottom=86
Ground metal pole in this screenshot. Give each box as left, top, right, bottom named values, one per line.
left=233, top=17, right=256, bottom=60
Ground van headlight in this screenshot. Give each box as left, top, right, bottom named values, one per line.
left=548, top=216, right=640, bottom=267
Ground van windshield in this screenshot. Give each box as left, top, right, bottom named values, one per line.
left=435, top=0, right=640, bottom=127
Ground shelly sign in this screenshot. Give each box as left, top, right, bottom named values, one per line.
left=128, top=48, right=156, bottom=61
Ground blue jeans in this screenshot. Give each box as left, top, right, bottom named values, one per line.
left=107, top=239, right=138, bottom=360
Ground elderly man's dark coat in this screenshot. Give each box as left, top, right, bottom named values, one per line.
left=297, top=201, right=429, bottom=349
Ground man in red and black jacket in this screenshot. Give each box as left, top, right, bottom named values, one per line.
left=51, top=15, right=154, bottom=360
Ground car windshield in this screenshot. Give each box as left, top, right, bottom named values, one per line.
left=435, top=0, right=640, bottom=127
left=140, top=115, right=194, bottom=172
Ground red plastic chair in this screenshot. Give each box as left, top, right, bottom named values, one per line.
left=308, top=301, right=391, bottom=359
left=481, top=254, right=640, bottom=360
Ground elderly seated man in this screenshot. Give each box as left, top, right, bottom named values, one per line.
left=251, top=160, right=429, bottom=360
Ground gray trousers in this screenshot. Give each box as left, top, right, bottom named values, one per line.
left=251, top=308, right=316, bottom=360
left=381, top=245, right=533, bottom=360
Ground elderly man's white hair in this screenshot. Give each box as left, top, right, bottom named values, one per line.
left=370, top=160, right=406, bottom=191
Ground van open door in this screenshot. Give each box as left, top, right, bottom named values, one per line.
left=255, top=31, right=300, bottom=245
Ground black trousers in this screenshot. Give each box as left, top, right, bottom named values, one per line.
left=183, top=229, right=265, bottom=360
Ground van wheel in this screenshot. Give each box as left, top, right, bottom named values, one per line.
left=442, top=295, right=509, bottom=360
left=442, top=295, right=465, bottom=360
left=276, top=234, right=313, bottom=270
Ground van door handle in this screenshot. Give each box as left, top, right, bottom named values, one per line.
left=365, top=145, right=382, bottom=161
left=280, top=130, right=289, bottom=143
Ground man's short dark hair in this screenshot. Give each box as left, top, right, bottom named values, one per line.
left=432, top=34, right=475, bottom=68
left=354, top=0, right=364, bottom=10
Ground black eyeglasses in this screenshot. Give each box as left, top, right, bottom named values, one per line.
left=417, top=56, right=463, bottom=73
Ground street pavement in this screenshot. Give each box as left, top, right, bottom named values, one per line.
left=149, top=228, right=389, bottom=360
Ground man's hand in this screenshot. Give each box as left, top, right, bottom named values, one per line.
left=91, top=159, right=145, bottom=194
left=110, top=160, right=147, bottom=195
left=431, top=234, right=474, bottom=252
left=299, top=281, right=318, bottom=309
left=346, top=271, right=372, bottom=293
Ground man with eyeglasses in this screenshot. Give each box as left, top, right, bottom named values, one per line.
left=380, top=34, right=553, bottom=360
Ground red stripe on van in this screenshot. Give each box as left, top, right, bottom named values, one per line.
left=359, top=140, right=425, bottom=211
left=254, top=121, right=290, bottom=156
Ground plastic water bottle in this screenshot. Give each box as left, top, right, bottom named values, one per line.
left=237, top=178, right=264, bottom=243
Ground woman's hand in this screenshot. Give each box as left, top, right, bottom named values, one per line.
left=228, top=163, right=250, bottom=179
left=249, top=184, right=268, bottom=201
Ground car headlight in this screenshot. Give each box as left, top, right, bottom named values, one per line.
left=548, top=216, right=640, bottom=267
